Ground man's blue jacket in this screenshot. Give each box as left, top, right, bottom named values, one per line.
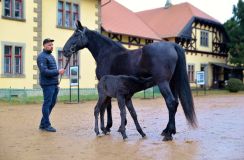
left=37, top=50, right=59, bottom=86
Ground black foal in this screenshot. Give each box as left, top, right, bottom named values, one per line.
left=94, top=75, right=155, bottom=139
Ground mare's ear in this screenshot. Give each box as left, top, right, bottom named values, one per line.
left=76, top=20, right=84, bottom=30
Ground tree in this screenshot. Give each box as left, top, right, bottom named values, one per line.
left=224, top=0, right=244, bottom=66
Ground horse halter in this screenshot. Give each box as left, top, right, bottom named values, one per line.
left=69, top=27, right=87, bottom=55
left=60, top=28, right=87, bottom=83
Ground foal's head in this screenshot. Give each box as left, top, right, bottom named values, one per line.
left=63, top=20, right=88, bottom=57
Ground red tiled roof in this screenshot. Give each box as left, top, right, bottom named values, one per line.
left=101, top=0, right=161, bottom=40
left=137, top=2, right=220, bottom=38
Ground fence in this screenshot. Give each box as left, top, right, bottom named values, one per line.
left=0, top=87, right=161, bottom=104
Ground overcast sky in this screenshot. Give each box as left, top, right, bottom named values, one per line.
left=115, top=0, right=238, bottom=24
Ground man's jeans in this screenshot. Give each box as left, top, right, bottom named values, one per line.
left=40, top=85, right=59, bottom=128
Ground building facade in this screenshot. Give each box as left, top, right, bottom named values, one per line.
left=102, top=0, right=237, bottom=88
left=1, top=0, right=241, bottom=90
left=137, top=2, right=242, bottom=88
left=0, top=0, right=100, bottom=89
left=101, top=0, right=160, bottom=50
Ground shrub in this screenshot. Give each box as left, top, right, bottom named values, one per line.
left=226, top=78, right=243, bottom=92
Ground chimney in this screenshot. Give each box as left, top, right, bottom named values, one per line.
left=165, top=0, right=172, bottom=8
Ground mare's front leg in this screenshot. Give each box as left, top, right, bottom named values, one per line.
left=117, top=96, right=128, bottom=140
left=126, top=98, right=146, bottom=138
left=94, top=104, right=100, bottom=136
left=100, top=98, right=111, bottom=135
left=94, top=96, right=106, bottom=136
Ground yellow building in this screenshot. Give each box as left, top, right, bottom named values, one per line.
left=0, top=0, right=100, bottom=89
left=136, top=1, right=234, bottom=88
left=101, top=0, right=241, bottom=88
left=1, top=0, right=242, bottom=91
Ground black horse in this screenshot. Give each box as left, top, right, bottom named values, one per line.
left=95, top=75, right=154, bottom=139
left=63, top=20, right=197, bottom=141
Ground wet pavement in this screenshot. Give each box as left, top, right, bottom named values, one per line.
left=0, top=94, right=244, bottom=160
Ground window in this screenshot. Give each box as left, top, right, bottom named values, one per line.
left=188, top=64, right=195, bottom=82
left=3, top=0, right=24, bottom=19
left=73, top=4, right=79, bottom=28
left=4, top=0, right=11, bottom=17
left=200, top=31, right=209, bottom=47
left=57, top=1, right=79, bottom=28
left=3, top=45, right=23, bottom=75
left=58, top=1, right=64, bottom=26
left=65, top=2, right=71, bottom=27
left=4, top=45, right=12, bottom=74
left=57, top=50, right=79, bottom=76
left=15, top=46, right=22, bottom=74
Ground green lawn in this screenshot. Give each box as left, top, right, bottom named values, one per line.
left=0, top=89, right=243, bottom=105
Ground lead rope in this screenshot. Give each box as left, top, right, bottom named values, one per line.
left=59, top=55, right=72, bottom=84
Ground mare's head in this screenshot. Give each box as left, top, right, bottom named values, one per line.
left=63, top=20, right=88, bottom=57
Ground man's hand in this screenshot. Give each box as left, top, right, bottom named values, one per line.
left=59, top=69, right=65, bottom=75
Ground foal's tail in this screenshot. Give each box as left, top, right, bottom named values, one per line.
left=173, top=44, right=197, bottom=128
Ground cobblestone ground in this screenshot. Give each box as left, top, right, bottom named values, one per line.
left=0, top=94, right=244, bottom=160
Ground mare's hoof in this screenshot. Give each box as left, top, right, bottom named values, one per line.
left=162, top=135, right=173, bottom=141
left=161, top=131, right=166, bottom=136
left=161, top=128, right=168, bottom=136
left=105, top=128, right=111, bottom=132
left=161, top=129, right=176, bottom=136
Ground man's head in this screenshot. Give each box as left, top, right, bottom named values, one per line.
left=43, top=38, right=54, bottom=52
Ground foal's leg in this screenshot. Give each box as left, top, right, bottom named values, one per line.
left=126, top=98, right=146, bottom=138
left=161, top=82, right=179, bottom=137
left=105, top=99, right=113, bottom=132
left=94, top=96, right=106, bottom=136
left=117, top=96, right=128, bottom=139
left=158, top=81, right=178, bottom=141
left=100, top=104, right=106, bottom=133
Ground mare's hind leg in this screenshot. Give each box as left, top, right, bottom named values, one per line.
left=100, top=98, right=111, bottom=135
left=105, top=99, right=112, bottom=132
left=125, top=98, right=146, bottom=138
left=158, top=81, right=178, bottom=141
left=161, top=81, right=179, bottom=137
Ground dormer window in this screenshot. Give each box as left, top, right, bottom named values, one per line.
left=200, top=30, right=209, bottom=47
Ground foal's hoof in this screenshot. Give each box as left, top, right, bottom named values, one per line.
left=96, top=133, right=103, bottom=137
left=123, top=136, right=128, bottom=141
left=142, top=135, right=147, bottom=139
left=141, top=133, right=147, bottom=138
left=162, top=135, right=173, bottom=141
left=102, top=130, right=110, bottom=135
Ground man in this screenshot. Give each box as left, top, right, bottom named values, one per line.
left=37, top=38, right=65, bottom=132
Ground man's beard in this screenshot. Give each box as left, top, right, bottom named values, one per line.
left=44, top=49, right=52, bottom=54
left=46, top=50, right=52, bottom=54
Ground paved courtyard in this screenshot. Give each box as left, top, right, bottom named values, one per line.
left=0, top=94, right=244, bottom=160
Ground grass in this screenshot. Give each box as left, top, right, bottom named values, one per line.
left=0, top=89, right=243, bottom=105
